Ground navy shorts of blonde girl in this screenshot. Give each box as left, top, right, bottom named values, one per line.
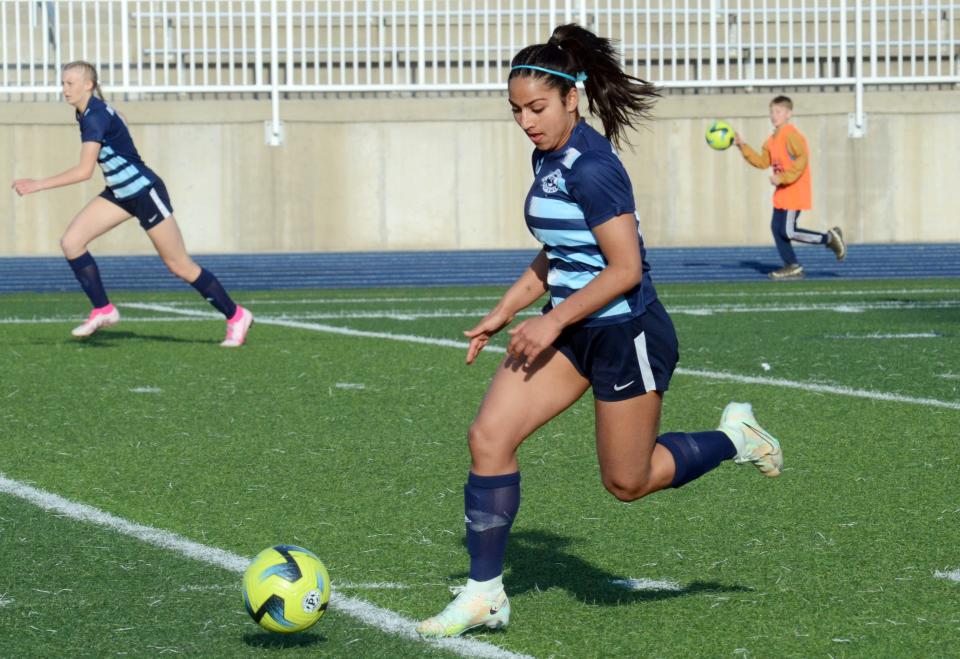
left=552, top=299, right=680, bottom=402
left=99, top=178, right=174, bottom=231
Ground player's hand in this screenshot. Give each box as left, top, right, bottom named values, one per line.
left=733, top=132, right=744, bottom=148
left=769, top=174, right=782, bottom=186
left=11, top=179, right=42, bottom=196
left=464, top=309, right=514, bottom=365
left=506, top=314, right=563, bottom=367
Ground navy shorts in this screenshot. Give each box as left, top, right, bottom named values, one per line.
left=553, top=299, right=680, bottom=402
left=99, top=178, right=173, bottom=231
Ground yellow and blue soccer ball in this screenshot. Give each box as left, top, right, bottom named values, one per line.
left=242, top=545, right=331, bottom=633
left=705, top=120, right=735, bottom=150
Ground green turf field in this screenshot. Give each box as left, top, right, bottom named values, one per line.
left=1, top=279, right=958, bottom=658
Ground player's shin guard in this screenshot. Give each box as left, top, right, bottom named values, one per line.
left=190, top=267, right=238, bottom=319
left=657, top=431, right=736, bottom=488
left=465, top=471, right=520, bottom=581
left=67, top=251, right=110, bottom=309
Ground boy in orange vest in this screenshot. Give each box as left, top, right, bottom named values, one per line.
left=735, top=96, right=846, bottom=280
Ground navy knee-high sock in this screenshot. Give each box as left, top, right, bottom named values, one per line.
left=67, top=252, right=110, bottom=308
left=190, top=268, right=237, bottom=319
left=465, top=472, right=520, bottom=581
left=657, top=431, right=736, bottom=488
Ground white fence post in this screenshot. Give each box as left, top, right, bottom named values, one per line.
left=418, top=0, right=426, bottom=85
left=850, top=0, right=866, bottom=137
left=120, top=0, right=130, bottom=89
left=267, top=0, right=283, bottom=145
left=709, top=0, right=718, bottom=82
left=254, top=0, right=264, bottom=87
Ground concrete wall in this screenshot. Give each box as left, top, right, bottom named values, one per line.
left=2, top=90, right=959, bottom=257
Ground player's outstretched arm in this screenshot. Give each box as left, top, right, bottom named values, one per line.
left=735, top=134, right=771, bottom=170
left=11, top=142, right=100, bottom=196
left=464, top=248, right=549, bottom=364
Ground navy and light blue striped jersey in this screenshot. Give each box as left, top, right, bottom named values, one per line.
left=76, top=96, right=157, bottom=200
left=524, top=119, right=658, bottom=327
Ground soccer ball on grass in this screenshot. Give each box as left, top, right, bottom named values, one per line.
left=242, top=544, right=331, bottom=633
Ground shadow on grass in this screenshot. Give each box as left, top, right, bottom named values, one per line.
left=692, top=259, right=844, bottom=279
left=733, top=259, right=778, bottom=275
left=68, top=330, right=212, bottom=346
left=670, top=258, right=778, bottom=275
left=241, top=631, right=327, bottom=649
left=459, top=529, right=752, bottom=606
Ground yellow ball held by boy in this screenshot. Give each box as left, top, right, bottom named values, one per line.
left=705, top=120, right=735, bottom=150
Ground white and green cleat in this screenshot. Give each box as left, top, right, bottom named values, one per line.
left=416, top=585, right=510, bottom=638
left=719, top=402, right=783, bottom=477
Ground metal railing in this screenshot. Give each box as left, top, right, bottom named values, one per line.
left=3, top=1, right=959, bottom=138
left=3, top=1, right=959, bottom=92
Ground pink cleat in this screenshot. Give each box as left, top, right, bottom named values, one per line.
left=221, top=305, right=253, bottom=348
left=71, top=304, right=120, bottom=338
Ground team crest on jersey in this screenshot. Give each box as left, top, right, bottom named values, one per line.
left=541, top=169, right=563, bottom=194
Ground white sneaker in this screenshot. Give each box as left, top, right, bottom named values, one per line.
left=718, top=402, right=783, bottom=477
left=416, top=585, right=510, bottom=638
left=220, top=306, right=253, bottom=348
left=71, top=305, right=120, bottom=338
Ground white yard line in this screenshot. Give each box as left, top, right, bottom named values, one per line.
left=279, top=301, right=956, bottom=319
left=826, top=332, right=940, bottom=340
left=269, top=310, right=522, bottom=321
left=122, top=303, right=475, bottom=350
left=610, top=578, right=682, bottom=592
left=661, top=287, right=960, bottom=299
left=156, top=288, right=959, bottom=306
left=338, top=581, right=410, bottom=590
left=122, top=303, right=960, bottom=412
left=161, top=295, right=503, bottom=306
left=121, top=300, right=960, bottom=320
left=934, top=569, right=960, bottom=582
left=178, top=581, right=411, bottom=592
left=672, top=368, right=960, bottom=411
left=0, top=474, right=530, bottom=659
left=267, top=311, right=534, bottom=321
left=5, top=302, right=957, bottom=323
left=667, top=300, right=960, bottom=316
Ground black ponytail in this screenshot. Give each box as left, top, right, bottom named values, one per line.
left=508, top=24, right=658, bottom=149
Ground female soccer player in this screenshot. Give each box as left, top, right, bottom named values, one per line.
left=417, top=25, right=784, bottom=638
left=11, top=61, right=253, bottom=346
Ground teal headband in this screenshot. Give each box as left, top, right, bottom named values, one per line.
left=510, top=65, right=587, bottom=83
